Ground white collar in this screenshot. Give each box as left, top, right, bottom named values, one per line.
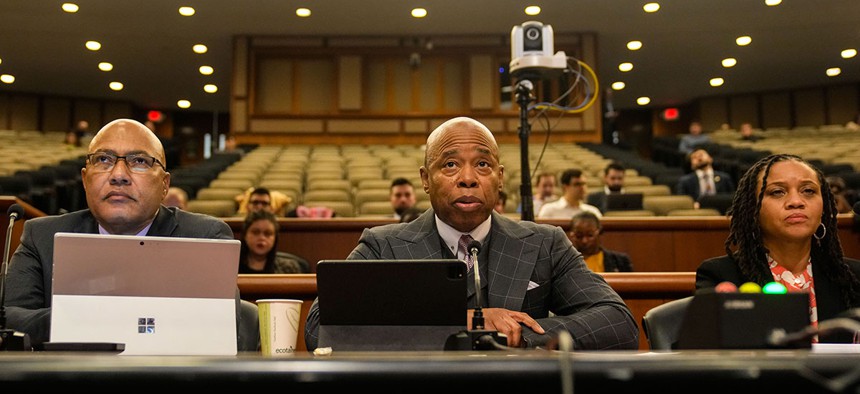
left=435, top=214, right=492, bottom=258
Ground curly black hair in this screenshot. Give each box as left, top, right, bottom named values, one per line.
left=725, top=154, right=860, bottom=308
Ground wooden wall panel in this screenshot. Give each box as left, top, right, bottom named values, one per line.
left=760, top=92, right=791, bottom=129
left=793, top=88, right=826, bottom=127
left=41, top=97, right=71, bottom=132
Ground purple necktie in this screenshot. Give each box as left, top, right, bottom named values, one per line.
left=458, top=234, right=475, bottom=271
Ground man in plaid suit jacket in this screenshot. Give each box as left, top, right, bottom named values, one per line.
left=305, top=117, right=638, bottom=351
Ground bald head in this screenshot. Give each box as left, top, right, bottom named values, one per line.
left=424, top=116, right=499, bottom=168
left=89, top=119, right=166, bottom=166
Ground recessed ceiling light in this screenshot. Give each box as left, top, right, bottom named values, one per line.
left=192, top=44, right=208, bottom=54
left=765, top=0, right=782, bottom=6
left=721, top=58, right=737, bottom=68
left=0, top=58, right=3, bottom=65
left=411, top=8, right=427, bottom=18
left=204, top=84, right=218, bottom=93
left=178, top=7, right=195, bottom=16
left=0, top=74, right=15, bottom=84
left=826, top=68, right=841, bottom=77
left=85, top=41, right=101, bottom=51
left=98, top=62, right=113, bottom=71
left=525, top=6, right=541, bottom=16
left=841, top=49, right=857, bottom=59
left=618, top=62, right=634, bottom=72
left=643, top=3, right=660, bottom=13
left=199, top=66, right=214, bottom=75
left=736, top=36, right=752, bottom=46
left=177, top=100, right=191, bottom=109
left=710, top=78, right=725, bottom=87
left=61, top=3, right=79, bottom=13
left=296, top=8, right=311, bottom=17
left=109, top=81, right=123, bottom=91
left=627, top=41, right=643, bottom=51
left=611, top=82, right=626, bottom=90
left=636, top=97, right=651, bottom=105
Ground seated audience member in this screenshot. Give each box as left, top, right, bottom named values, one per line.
left=238, top=210, right=309, bottom=274
left=390, top=177, right=418, bottom=220
left=569, top=211, right=632, bottom=272
left=163, top=186, right=188, bottom=210
left=826, top=176, right=856, bottom=214
left=236, top=187, right=291, bottom=216
left=738, top=122, right=763, bottom=142
left=518, top=171, right=558, bottom=215
left=678, top=120, right=710, bottom=155
left=538, top=168, right=602, bottom=218
left=286, top=205, right=336, bottom=218
left=305, top=116, right=639, bottom=351
left=675, top=148, right=736, bottom=208
left=586, top=161, right=632, bottom=213
left=696, top=154, right=860, bottom=343
left=63, top=130, right=82, bottom=148
left=495, top=190, right=508, bottom=214
left=4, top=119, right=236, bottom=346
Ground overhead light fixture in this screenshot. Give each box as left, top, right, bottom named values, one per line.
left=98, top=62, right=113, bottom=71
left=61, top=3, right=79, bottom=13
left=178, top=6, right=195, bottom=16
left=109, top=81, right=123, bottom=91
left=721, top=58, right=737, bottom=68
left=627, top=41, right=643, bottom=51
left=177, top=100, right=191, bottom=109
left=636, top=97, right=651, bottom=105
left=643, top=3, right=660, bottom=13
left=765, top=0, right=782, bottom=6
left=204, top=84, right=218, bottom=93
left=85, top=41, right=101, bottom=51
left=296, top=8, right=311, bottom=17
left=199, top=66, right=214, bottom=75
left=411, top=8, right=427, bottom=18
left=611, top=82, right=626, bottom=90
left=841, top=49, right=857, bottom=59
left=826, top=68, right=841, bottom=77
left=736, top=36, right=752, bottom=46
left=192, top=44, right=208, bottom=54
left=618, top=62, right=634, bottom=72
left=0, top=74, right=15, bottom=84
left=710, top=78, right=725, bottom=87
left=525, top=6, right=541, bottom=16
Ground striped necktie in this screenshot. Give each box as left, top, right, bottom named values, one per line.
left=458, top=234, right=475, bottom=271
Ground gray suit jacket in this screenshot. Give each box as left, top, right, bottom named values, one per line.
left=304, top=209, right=639, bottom=351
left=4, top=206, right=235, bottom=345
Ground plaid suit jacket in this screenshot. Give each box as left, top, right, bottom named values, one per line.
left=305, top=209, right=639, bottom=351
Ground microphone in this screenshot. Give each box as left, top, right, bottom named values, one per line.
left=1, top=203, right=31, bottom=351
left=444, top=240, right=508, bottom=351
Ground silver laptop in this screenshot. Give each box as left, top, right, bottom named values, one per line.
left=49, top=233, right=241, bottom=356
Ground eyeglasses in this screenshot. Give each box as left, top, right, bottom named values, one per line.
left=86, top=152, right=166, bottom=172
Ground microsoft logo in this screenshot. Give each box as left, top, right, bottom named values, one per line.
left=138, top=317, right=155, bottom=334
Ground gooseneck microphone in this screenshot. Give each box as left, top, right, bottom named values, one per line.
left=467, top=240, right=485, bottom=329
left=1, top=204, right=31, bottom=351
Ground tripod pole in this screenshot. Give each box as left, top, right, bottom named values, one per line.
left=516, top=80, right=535, bottom=222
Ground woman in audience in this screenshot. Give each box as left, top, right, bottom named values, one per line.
left=696, top=154, right=860, bottom=343
left=238, top=210, right=310, bottom=274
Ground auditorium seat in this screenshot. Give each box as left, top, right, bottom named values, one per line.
left=666, top=208, right=722, bottom=216
left=186, top=200, right=238, bottom=217
left=303, top=189, right=351, bottom=203
left=625, top=184, right=671, bottom=196
left=358, top=201, right=394, bottom=217
left=604, top=209, right=655, bottom=217
left=642, top=296, right=693, bottom=351
left=195, top=187, right=243, bottom=201
left=354, top=189, right=391, bottom=208
left=643, top=195, right=695, bottom=216
left=304, top=200, right=355, bottom=217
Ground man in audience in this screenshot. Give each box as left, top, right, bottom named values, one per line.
left=237, top=187, right=291, bottom=216
left=569, top=211, right=633, bottom=272
left=738, top=122, right=763, bottom=142
left=678, top=120, right=710, bottom=155
left=163, top=186, right=188, bottom=210
left=494, top=190, right=508, bottom=214
left=389, top=177, right=417, bottom=221
left=586, top=161, right=632, bottom=213
left=538, top=168, right=602, bottom=218
left=518, top=171, right=558, bottom=216
left=4, top=119, right=236, bottom=346
left=675, top=148, right=735, bottom=208
left=304, top=116, right=639, bottom=351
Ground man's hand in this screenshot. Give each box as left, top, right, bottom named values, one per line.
left=467, top=308, right=545, bottom=347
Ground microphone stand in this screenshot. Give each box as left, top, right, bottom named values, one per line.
left=516, top=80, right=536, bottom=222
left=444, top=242, right=507, bottom=350
left=1, top=205, right=31, bottom=351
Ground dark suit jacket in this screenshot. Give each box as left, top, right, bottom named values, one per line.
left=586, top=191, right=608, bottom=213
left=602, top=248, right=634, bottom=272
left=696, top=255, right=860, bottom=343
left=675, top=170, right=735, bottom=200
left=5, top=206, right=235, bottom=345
left=304, top=209, right=639, bottom=351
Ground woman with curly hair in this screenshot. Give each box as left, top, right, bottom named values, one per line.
left=696, top=154, right=860, bottom=343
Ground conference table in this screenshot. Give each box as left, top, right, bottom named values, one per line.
left=1, top=349, right=859, bottom=393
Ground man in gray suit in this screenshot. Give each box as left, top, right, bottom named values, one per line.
left=4, top=119, right=235, bottom=346
left=305, top=117, right=638, bottom=351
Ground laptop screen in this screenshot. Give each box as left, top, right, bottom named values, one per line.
left=316, top=259, right=467, bottom=351
left=606, top=193, right=644, bottom=211
left=49, top=233, right=241, bottom=355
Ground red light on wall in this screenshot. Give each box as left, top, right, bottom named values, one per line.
left=147, top=110, right=164, bottom=123
left=662, top=108, right=679, bottom=121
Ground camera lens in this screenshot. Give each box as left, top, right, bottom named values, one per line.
left=525, top=26, right=541, bottom=41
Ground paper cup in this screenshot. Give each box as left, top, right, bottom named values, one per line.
left=257, top=299, right=303, bottom=356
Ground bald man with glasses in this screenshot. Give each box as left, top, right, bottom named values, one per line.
left=4, top=118, right=236, bottom=347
